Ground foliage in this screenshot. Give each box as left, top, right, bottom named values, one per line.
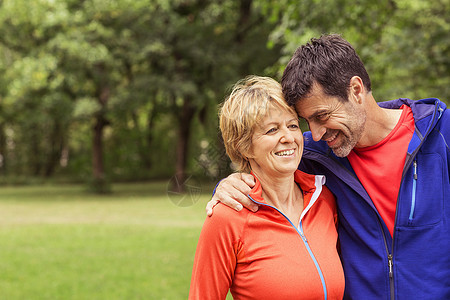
left=0, top=0, right=448, bottom=185
left=264, top=0, right=450, bottom=102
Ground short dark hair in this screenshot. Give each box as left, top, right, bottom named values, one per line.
left=281, top=34, right=371, bottom=106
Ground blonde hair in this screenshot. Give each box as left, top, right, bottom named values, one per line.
left=219, top=76, right=297, bottom=172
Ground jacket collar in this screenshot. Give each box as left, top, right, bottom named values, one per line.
left=378, top=98, right=446, bottom=155
left=248, top=170, right=319, bottom=205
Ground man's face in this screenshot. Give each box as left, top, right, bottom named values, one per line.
left=295, top=84, right=366, bottom=157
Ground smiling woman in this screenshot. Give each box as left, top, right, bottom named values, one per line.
left=189, top=76, right=344, bottom=300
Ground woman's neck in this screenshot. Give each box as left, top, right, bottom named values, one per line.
left=252, top=171, right=303, bottom=224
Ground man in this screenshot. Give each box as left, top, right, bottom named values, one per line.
left=206, top=34, right=450, bottom=299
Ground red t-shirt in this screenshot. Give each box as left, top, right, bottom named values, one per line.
left=347, top=105, right=415, bottom=237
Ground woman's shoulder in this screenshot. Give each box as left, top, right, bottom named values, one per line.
left=208, top=203, right=251, bottom=224
left=200, top=203, right=251, bottom=242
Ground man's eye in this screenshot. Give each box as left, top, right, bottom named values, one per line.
left=316, top=113, right=329, bottom=121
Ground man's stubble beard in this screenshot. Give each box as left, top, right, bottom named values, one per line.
left=330, top=107, right=366, bottom=158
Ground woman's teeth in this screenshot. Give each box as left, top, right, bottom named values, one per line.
left=275, top=149, right=294, bottom=156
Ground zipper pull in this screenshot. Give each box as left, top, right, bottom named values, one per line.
left=298, top=222, right=308, bottom=243
left=409, top=160, right=418, bottom=222
left=300, top=233, right=307, bottom=243
left=413, top=160, right=418, bottom=180
left=388, top=254, right=394, bottom=279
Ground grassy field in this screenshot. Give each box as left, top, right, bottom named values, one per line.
left=0, top=181, right=216, bottom=299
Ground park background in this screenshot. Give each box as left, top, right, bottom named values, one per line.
left=0, top=0, right=448, bottom=299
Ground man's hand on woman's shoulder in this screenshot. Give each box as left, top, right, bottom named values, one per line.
left=206, top=173, right=258, bottom=216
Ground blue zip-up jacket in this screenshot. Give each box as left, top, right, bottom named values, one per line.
left=299, top=98, right=450, bottom=300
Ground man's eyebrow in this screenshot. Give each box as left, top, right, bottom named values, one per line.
left=304, top=109, right=328, bottom=120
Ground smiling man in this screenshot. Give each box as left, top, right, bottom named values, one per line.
left=207, top=34, right=450, bottom=299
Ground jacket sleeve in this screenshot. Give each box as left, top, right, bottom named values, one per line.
left=189, top=204, right=242, bottom=300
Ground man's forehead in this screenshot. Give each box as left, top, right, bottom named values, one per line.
left=295, top=96, right=321, bottom=111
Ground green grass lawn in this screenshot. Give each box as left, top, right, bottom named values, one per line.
left=0, top=181, right=215, bottom=299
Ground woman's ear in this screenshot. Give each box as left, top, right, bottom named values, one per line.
left=242, top=147, right=254, bottom=160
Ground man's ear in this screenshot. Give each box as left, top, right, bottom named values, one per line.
left=349, top=76, right=365, bottom=104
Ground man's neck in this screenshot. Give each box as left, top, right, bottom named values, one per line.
left=357, top=96, right=404, bottom=148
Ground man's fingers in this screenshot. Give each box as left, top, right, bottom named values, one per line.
left=219, top=174, right=253, bottom=194
left=207, top=172, right=258, bottom=216
left=236, top=194, right=259, bottom=212
left=240, top=173, right=256, bottom=187
left=206, top=199, right=219, bottom=217
left=219, top=195, right=244, bottom=212
left=228, top=179, right=252, bottom=196
left=216, top=180, right=258, bottom=211
left=206, top=196, right=243, bottom=217
left=228, top=172, right=255, bottom=187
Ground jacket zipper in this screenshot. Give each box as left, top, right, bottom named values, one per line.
left=388, top=254, right=395, bottom=299
left=408, top=160, right=418, bottom=223
left=388, top=155, right=417, bottom=300
left=374, top=214, right=394, bottom=300
left=247, top=195, right=328, bottom=300
left=388, top=254, right=394, bottom=279
left=298, top=221, right=327, bottom=300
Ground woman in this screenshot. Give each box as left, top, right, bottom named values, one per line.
left=189, top=76, right=344, bottom=299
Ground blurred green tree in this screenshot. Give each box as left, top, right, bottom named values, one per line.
left=0, top=0, right=448, bottom=189
left=264, top=0, right=449, bottom=102
left=149, top=0, right=282, bottom=190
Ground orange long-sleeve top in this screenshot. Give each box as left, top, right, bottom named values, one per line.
left=189, top=170, right=345, bottom=300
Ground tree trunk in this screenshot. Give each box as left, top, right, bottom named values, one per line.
left=0, top=122, right=6, bottom=175
left=91, top=86, right=110, bottom=192
left=131, top=110, right=153, bottom=171
left=44, top=120, right=64, bottom=177
left=92, top=116, right=105, bottom=181
left=144, top=108, right=156, bottom=170
left=237, top=0, right=253, bottom=76
left=174, top=98, right=195, bottom=192
left=31, top=130, right=42, bottom=176
left=236, top=0, right=252, bottom=44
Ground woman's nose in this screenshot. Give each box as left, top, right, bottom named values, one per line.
left=280, top=128, right=295, bottom=143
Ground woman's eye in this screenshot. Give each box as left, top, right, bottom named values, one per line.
left=289, top=124, right=299, bottom=129
left=266, top=128, right=277, bottom=134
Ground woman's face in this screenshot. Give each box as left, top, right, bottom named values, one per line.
left=248, top=105, right=303, bottom=177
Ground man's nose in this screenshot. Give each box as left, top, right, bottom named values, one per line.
left=309, top=122, right=326, bottom=141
